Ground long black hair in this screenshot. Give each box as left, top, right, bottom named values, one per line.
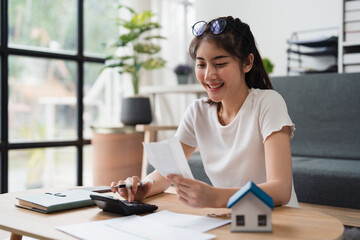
left=189, top=16, right=273, bottom=90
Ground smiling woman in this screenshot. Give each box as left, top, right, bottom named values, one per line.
left=111, top=15, right=298, bottom=210
left=193, top=40, right=247, bottom=108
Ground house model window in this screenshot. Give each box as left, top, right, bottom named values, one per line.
left=227, top=181, right=274, bottom=232
left=236, top=215, right=245, bottom=226
left=258, top=215, right=267, bottom=226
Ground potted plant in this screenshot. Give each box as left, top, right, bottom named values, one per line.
left=174, top=64, right=193, bottom=84
left=262, top=58, right=274, bottom=74
left=105, top=4, right=166, bottom=125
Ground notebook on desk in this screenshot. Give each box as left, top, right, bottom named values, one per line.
left=15, top=189, right=95, bottom=214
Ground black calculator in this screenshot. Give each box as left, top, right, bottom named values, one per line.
left=90, top=194, right=158, bottom=216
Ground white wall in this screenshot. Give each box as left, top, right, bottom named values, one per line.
left=193, top=0, right=342, bottom=76
left=117, top=0, right=342, bottom=126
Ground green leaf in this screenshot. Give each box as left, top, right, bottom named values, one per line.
left=105, top=55, right=132, bottom=64
left=262, top=58, right=274, bottom=74
left=105, top=55, right=114, bottom=60
left=135, top=63, right=142, bottom=72
left=134, top=43, right=161, bottom=54
left=142, top=58, right=166, bottom=70
left=129, top=23, right=161, bottom=36
left=123, top=65, right=136, bottom=74
left=104, top=63, right=121, bottom=68
left=115, top=18, right=128, bottom=26
left=144, top=35, right=167, bottom=40
left=116, top=32, right=141, bottom=46
left=132, top=11, right=154, bottom=25
left=118, top=55, right=133, bottom=61
left=117, top=4, right=135, bottom=14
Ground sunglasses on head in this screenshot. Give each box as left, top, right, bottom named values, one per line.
left=192, top=18, right=228, bottom=37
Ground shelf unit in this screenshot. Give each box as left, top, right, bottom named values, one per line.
left=287, top=29, right=338, bottom=75
left=339, top=0, right=360, bottom=73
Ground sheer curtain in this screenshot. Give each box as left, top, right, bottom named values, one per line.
left=148, top=0, right=197, bottom=129
left=150, top=0, right=194, bottom=86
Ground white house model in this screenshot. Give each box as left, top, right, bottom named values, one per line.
left=227, top=181, right=274, bottom=232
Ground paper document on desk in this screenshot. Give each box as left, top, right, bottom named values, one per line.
left=108, top=215, right=215, bottom=240
left=142, top=210, right=231, bottom=232
left=57, top=215, right=216, bottom=240
left=143, top=137, right=194, bottom=179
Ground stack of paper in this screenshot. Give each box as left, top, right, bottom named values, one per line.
left=57, top=210, right=231, bottom=240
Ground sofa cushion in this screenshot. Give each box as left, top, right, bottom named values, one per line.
left=271, top=73, right=360, bottom=160
left=292, top=156, right=360, bottom=209
left=187, top=152, right=212, bottom=185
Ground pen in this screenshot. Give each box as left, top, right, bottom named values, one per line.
left=114, top=180, right=155, bottom=189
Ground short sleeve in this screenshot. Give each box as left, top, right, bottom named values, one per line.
left=175, top=101, right=198, bottom=147
left=258, top=90, right=295, bottom=142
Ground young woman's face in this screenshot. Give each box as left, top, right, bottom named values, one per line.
left=195, top=40, right=246, bottom=103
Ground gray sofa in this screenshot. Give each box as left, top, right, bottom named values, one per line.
left=148, top=72, right=360, bottom=209
left=272, top=73, right=360, bottom=209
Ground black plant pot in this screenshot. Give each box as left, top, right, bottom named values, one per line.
left=121, top=96, right=152, bottom=126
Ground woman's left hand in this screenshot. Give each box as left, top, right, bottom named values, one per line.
left=167, top=174, right=219, bottom=208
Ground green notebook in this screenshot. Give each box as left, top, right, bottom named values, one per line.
left=15, top=189, right=95, bottom=213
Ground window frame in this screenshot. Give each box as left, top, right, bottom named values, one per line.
left=0, top=0, right=104, bottom=193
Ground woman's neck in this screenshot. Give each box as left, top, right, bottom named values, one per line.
left=219, top=86, right=249, bottom=125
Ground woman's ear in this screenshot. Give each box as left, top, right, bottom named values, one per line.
left=243, top=53, right=254, bottom=73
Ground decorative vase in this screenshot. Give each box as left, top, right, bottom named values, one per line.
left=177, top=74, right=189, bottom=84
left=121, top=96, right=152, bottom=126
left=92, top=126, right=144, bottom=186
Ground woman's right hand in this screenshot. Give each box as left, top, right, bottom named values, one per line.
left=110, top=176, right=153, bottom=202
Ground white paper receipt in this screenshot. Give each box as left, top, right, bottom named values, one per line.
left=143, top=137, right=194, bottom=179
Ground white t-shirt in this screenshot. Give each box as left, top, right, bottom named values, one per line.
left=175, top=88, right=298, bottom=207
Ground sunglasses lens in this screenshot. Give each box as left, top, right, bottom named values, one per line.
left=192, top=21, right=207, bottom=36
left=210, top=19, right=227, bottom=35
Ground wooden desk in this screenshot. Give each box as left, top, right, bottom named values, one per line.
left=0, top=188, right=344, bottom=240
left=299, top=202, right=360, bottom=227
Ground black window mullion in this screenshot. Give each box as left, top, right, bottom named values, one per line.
left=76, top=0, right=84, bottom=186
left=7, top=47, right=104, bottom=62
left=0, top=0, right=9, bottom=194
left=8, top=140, right=90, bottom=150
